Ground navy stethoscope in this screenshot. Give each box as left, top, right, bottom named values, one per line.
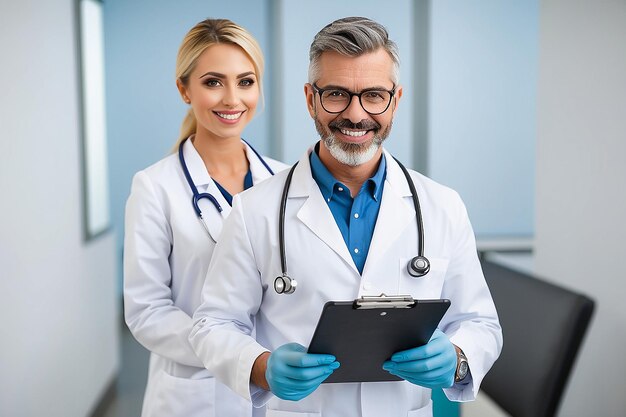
left=273, top=155, right=431, bottom=295
left=179, top=137, right=275, bottom=243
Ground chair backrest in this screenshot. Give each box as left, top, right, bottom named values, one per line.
left=480, top=258, right=595, bottom=417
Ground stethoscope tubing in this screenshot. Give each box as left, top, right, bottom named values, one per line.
left=178, top=138, right=223, bottom=215
left=242, top=138, right=275, bottom=176
left=279, top=162, right=299, bottom=274
left=178, top=137, right=273, bottom=242
left=393, top=156, right=425, bottom=257
left=275, top=154, right=429, bottom=294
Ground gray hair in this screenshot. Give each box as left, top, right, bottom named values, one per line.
left=308, top=17, right=400, bottom=84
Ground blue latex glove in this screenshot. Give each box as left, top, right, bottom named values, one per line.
left=382, top=329, right=457, bottom=389
left=266, top=343, right=340, bottom=401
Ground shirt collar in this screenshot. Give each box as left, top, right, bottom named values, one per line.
left=368, top=152, right=386, bottom=202
left=309, top=141, right=387, bottom=202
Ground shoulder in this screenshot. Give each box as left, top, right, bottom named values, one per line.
left=262, top=156, right=290, bottom=174
left=240, top=166, right=292, bottom=205
left=384, top=152, right=468, bottom=221
left=405, top=169, right=471, bottom=229
left=410, top=169, right=464, bottom=206
left=234, top=165, right=296, bottom=223
left=136, top=152, right=179, bottom=180
left=129, top=152, right=182, bottom=197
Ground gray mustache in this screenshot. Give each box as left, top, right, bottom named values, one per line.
left=329, top=119, right=380, bottom=130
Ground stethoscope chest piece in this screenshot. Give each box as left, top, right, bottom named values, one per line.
left=274, top=274, right=297, bottom=294
left=407, top=255, right=431, bottom=277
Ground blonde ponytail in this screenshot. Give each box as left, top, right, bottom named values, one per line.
left=172, top=108, right=197, bottom=152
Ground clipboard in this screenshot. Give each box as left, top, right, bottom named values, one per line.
left=307, top=295, right=450, bottom=383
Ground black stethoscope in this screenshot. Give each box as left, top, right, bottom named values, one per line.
left=274, top=155, right=430, bottom=294
left=179, top=137, right=274, bottom=242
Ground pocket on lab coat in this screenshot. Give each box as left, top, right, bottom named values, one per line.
left=143, top=370, right=216, bottom=417
left=407, top=399, right=433, bottom=416
left=398, top=257, right=449, bottom=298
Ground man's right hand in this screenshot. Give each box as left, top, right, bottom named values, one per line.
left=259, top=343, right=340, bottom=401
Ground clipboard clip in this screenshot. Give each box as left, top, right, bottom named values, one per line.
left=354, top=294, right=416, bottom=309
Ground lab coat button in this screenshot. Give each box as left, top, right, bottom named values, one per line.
left=363, top=283, right=372, bottom=291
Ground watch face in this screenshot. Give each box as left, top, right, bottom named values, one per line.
left=458, top=361, right=469, bottom=379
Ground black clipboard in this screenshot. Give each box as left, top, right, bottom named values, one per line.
left=307, top=295, right=450, bottom=383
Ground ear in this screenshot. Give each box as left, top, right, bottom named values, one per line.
left=391, top=85, right=403, bottom=115
left=176, top=79, right=191, bottom=104
left=304, top=83, right=316, bottom=118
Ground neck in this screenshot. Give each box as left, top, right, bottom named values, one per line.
left=192, top=131, right=248, bottom=176
left=318, top=141, right=382, bottom=197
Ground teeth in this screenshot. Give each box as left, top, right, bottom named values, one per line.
left=216, top=112, right=242, bottom=120
left=340, top=129, right=367, bottom=137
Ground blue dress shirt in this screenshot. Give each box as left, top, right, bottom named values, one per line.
left=310, top=145, right=386, bottom=274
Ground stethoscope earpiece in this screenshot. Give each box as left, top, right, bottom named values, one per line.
left=407, top=255, right=431, bottom=277
left=274, top=275, right=297, bottom=295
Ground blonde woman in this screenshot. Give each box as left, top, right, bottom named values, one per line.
left=124, top=18, right=286, bottom=417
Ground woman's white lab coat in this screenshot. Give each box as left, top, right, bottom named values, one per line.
left=190, top=147, right=502, bottom=417
left=124, top=138, right=286, bottom=417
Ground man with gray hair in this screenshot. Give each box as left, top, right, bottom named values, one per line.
left=190, top=17, right=502, bottom=416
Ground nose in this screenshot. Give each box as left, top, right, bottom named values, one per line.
left=341, top=95, right=369, bottom=123
left=222, top=85, right=239, bottom=107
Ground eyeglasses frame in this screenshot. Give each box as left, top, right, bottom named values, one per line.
left=312, top=83, right=397, bottom=116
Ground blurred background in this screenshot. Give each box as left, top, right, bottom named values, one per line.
left=1, top=0, right=624, bottom=416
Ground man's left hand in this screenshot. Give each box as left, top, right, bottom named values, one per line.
left=382, top=329, right=457, bottom=389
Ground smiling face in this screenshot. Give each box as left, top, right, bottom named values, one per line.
left=305, top=48, right=402, bottom=167
left=177, top=43, right=259, bottom=142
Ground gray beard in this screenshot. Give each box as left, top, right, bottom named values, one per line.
left=314, top=118, right=391, bottom=167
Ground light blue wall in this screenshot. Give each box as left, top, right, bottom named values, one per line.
left=429, top=1, right=538, bottom=238
left=103, top=0, right=272, bottom=276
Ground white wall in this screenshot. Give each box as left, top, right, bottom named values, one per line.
left=0, top=1, right=119, bottom=416
left=535, top=0, right=626, bottom=416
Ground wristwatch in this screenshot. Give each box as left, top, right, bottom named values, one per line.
left=454, top=347, right=469, bottom=383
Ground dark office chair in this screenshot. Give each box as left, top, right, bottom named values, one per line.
left=479, top=257, right=595, bottom=417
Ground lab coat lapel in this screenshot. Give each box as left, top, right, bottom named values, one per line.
left=244, top=140, right=274, bottom=184
left=362, top=150, right=414, bottom=276
left=290, top=149, right=358, bottom=273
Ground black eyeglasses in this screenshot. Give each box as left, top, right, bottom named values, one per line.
left=312, top=83, right=396, bottom=115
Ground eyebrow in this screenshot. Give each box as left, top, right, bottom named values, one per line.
left=317, top=83, right=393, bottom=91
left=198, top=71, right=256, bottom=79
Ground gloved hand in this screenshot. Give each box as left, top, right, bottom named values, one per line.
left=382, top=329, right=457, bottom=389
left=265, top=343, right=340, bottom=401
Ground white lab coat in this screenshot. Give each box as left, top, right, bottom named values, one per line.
left=190, top=147, right=502, bottom=417
left=124, top=137, right=287, bottom=417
